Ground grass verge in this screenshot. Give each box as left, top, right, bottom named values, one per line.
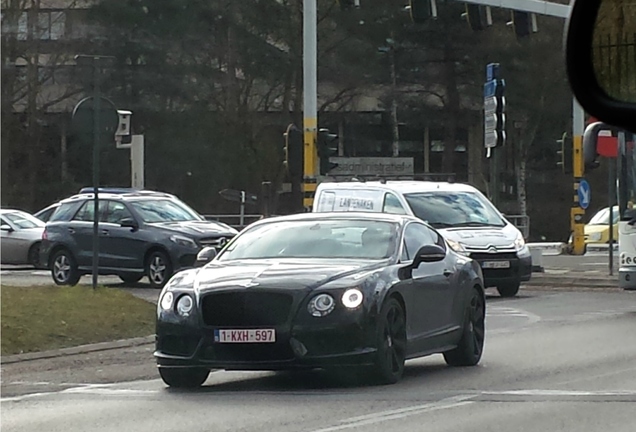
left=1, top=285, right=155, bottom=356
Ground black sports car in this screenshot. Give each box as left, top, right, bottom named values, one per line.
left=154, top=212, right=486, bottom=388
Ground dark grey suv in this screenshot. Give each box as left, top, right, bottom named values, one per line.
left=40, top=190, right=238, bottom=287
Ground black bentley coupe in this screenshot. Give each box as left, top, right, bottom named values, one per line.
left=154, top=212, right=486, bottom=388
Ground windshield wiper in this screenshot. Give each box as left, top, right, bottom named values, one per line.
left=450, top=221, right=503, bottom=227
left=429, top=222, right=456, bottom=228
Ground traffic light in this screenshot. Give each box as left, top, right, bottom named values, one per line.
left=317, top=128, right=339, bottom=175
left=556, top=132, right=573, bottom=174
left=510, top=11, right=532, bottom=38
left=409, top=0, right=433, bottom=24
left=283, top=124, right=303, bottom=179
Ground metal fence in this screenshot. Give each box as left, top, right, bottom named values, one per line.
left=203, top=214, right=264, bottom=230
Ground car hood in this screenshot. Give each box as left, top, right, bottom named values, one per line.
left=148, top=220, right=238, bottom=237
left=439, top=224, right=520, bottom=249
left=174, top=259, right=385, bottom=293
left=585, top=224, right=611, bottom=234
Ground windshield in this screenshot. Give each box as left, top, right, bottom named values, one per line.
left=129, top=199, right=202, bottom=223
left=589, top=206, right=620, bottom=225
left=404, top=191, right=505, bottom=228
left=3, top=211, right=45, bottom=229
left=218, top=219, right=398, bottom=261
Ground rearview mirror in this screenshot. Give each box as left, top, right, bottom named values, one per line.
left=120, top=218, right=139, bottom=230
left=413, top=244, right=446, bottom=267
left=1, top=224, right=14, bottom=232
left=566, top=0, right=636, bottom=133
left=194, top=246, right=217, bottom=267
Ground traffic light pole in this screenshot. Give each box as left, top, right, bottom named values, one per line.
left=571, top=98, right=586, bottom=255
left=303, top=0, right=318, bottom=210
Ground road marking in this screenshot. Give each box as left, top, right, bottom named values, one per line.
left=307, top=396, right=475, bottom=432
left=481, top=389, right=636, bottom=397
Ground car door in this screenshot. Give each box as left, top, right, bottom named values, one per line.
left=0, top=216, right=22, bottom=264
left=69, top=200, right=108, bottom=268
left=402, top=222, right=453, bottom=350
left=99, top=201, right=145, bottom=270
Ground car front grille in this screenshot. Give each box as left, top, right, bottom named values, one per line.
left=199, top=236, right=233, bottom=249
left=202, top=343, right=295, bottom=363
left=469, top=252, right=519, bottom=261
left=201, top=291, right=293, bottom=327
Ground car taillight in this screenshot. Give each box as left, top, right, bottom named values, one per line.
left=42, top=228, right=48, bottom=240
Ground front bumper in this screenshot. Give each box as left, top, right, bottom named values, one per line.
left=468, top=249, right=532, bottom=287
left=155, top=305, right=378, bottom=371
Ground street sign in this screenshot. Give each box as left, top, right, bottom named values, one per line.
left=327, top=157, right=414, bottom=177
left=484, top=77, right=506, bottom=150
left=577, top=179, right=591, bottom=210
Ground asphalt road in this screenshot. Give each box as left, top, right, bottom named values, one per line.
left=2, top=290, right=636, bottom=432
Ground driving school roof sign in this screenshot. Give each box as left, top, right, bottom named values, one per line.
left=328, top=157, right=414, bottom=177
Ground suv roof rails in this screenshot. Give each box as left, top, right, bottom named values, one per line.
left=78, top=187, right=141, bottom=194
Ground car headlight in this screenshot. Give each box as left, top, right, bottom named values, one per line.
left=308, top=293, right=335, bottom=317
left=342, top=289, right=363, bottom=309
left=588, top=232, right=602, bottom=242
left=160, top=291, right=174, bottom=310
left=176, top=294, right=194, bottom=317
left=446, top=239, right=468, bottom=255
left=514, top=235, right=526, bottom=251
left=170, top=235, right=198, bottom=248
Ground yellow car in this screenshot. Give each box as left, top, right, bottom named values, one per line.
left=583, top=206, right=619, bottom=244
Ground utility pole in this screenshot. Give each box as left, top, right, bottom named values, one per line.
left=302, top=0, right=318, bottom=210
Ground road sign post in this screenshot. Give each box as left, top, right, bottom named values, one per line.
left=72, top=55, right=118, bottom=289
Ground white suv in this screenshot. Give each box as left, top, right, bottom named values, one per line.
left=312, top=180, right=531, bottom=297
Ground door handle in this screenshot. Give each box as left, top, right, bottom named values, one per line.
left=100, top=229, right=109, bottom=235
left=443, top=270, right=453, bottom=277
left=67, top=228, right=75, bottom=234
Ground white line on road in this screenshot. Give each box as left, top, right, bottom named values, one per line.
left=307, top=396, right=476, bottom=432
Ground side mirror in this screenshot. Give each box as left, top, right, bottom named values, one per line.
left=194, top=246, right=217, bottom=267
left=1, top=224, right=14, bottom=232
left=120, top=218, right=139, bottom=230
left=413, top=244, right=446, bottom=267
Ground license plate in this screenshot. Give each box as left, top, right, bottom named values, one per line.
left=481, top=260, right=510, bottom=269
left=214, top=329, right=276, bottom=343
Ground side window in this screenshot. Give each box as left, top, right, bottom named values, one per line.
left=104, top=201, right=134, bottom=224
left=73, top=201, right=94, bottom=222
left=383, top=193, right=407, bottom=215
left=73, top=201, right=107, bottom=222
left=404, top=223, right=437, bottom=258
left=0, top=217, right=10, bottom=227
left=316, top=191, right=336, bottom=212
left=50, top=202, right=82, bottom=222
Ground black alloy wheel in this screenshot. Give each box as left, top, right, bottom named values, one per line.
left=371, top=298, right=407, bottom=384
left=159, top=368, right=210, bottom=388
left=146, top=250, right=173, bottom=288
left=51, top=249, right=81, bottom=286
left=444, top=288, right=485, bottom=367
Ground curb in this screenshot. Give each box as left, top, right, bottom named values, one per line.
left=1, top=335, right=155, bottom=365
left=523, top=275, right=619, bottom=289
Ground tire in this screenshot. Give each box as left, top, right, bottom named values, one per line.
left=369, top=297, right=407, bottom=385
left=51, top=249, right=81, bottom=286
left=496, top=282, right=520, bottom=298
left=146, top=250, right=173, bottom=288
left=444, top=288, right=485, bottom=367
left=119, top=273, right=143, bottom=284
left=28, top=242, right=41, bottom=268
left=159, top=368, right=209, bottom=388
